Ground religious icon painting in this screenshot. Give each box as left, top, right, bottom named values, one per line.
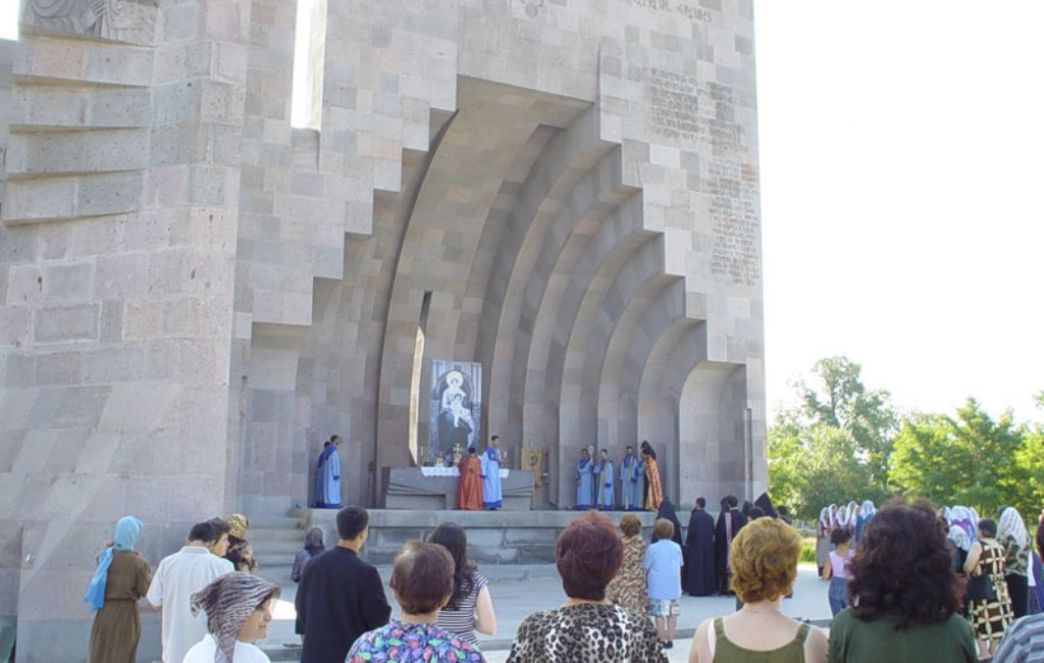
left=429, top=359, right=482, bottom=466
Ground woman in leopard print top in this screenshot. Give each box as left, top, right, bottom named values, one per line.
left=507, top=511, right=666, bottom=662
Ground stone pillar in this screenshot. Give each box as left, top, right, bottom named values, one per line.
left=0, top=1, right=249, bottom=658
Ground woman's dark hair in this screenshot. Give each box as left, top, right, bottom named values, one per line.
left=428, top=523, right=476, bottom=611
left=830, top=528, right=853, bottom=546
left=847, top=498, right=960, bottom=629
left=555, top=511, right=623, bottom=600
left=978, top=518, right=997, bottom=539
left=390, top=541, right=455, bottom=615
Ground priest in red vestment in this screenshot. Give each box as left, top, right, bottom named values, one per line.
left=457, top=447, right=483, bottom=510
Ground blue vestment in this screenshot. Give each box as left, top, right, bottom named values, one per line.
left=315, top=442, right=341, bottom=508
left=575, top=457, right=594, bottom=509
left=620, top=454, right=641, bottom=510
left=480, top=447, right=502, bottom=509
left=595, top=460, right=615, bottom=509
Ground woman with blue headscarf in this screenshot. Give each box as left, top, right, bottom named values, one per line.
left=85, top=516, right=151, bottom=663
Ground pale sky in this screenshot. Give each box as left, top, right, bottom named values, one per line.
left=2, top=1, right=1040, bottom=422
left=754, top=1, right=1044, bottom=423
left=0, top=0, right=16, bottom=40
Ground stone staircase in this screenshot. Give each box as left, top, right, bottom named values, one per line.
left=250, top=513, right=307, bottom=585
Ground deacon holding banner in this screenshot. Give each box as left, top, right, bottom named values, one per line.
left=480, top=435, right=503, bottom=510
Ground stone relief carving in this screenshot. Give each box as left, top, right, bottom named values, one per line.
left=24, top=0, right=158, bottom=45
left=521, top=0, right=544, bottom=18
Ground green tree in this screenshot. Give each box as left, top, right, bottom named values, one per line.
left=890, top=399, right=1030, bottom=515
left=795, top=357, right=897, bottom=491
left=769, top=419, right=882, bottom=520
left=768, top=357, right=897, bottom=518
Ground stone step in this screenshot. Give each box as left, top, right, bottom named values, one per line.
left=2, top=171, right=143, bottom=225
left=252, top=541, right=303, bottom=556
left=250, top=527, right=309, bottom=543
left=6, top=128, right=148, bottom=177
left=249, top=514, right=306, bottom=530
left=10, top=83, right=151, bottom=129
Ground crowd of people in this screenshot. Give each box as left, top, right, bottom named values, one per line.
left=84, top=514, right=265, bottom=663
left=83, top=495, right=1044, bottom=662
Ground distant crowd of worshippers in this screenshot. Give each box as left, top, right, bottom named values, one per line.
left=815, top=498, right=1044, bottom=660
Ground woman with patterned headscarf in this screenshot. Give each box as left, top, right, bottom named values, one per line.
left=223, top=514, right=257, bottom=573
left=998, top=507, right=1031, bottom=618
left=85, top=516, right=152, bottom=663
left=183, top=572, right=281, bottom=663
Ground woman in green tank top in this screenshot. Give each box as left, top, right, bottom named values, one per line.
left=828, top=500, right=977, bottom=663
left=688, top=518, right=828, bottom=663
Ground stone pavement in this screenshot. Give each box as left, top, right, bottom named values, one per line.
left=260, top=564, right=833, bottom=661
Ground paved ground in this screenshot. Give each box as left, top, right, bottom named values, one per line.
left=260, top=563, right=832, bottom=661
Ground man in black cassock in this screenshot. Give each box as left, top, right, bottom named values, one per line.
left=684, top=497, right=716, bottom=596
left=754, top=492, right=777, bottom=519
left=296, top=506, right=391, bottom=663
left=714, top=495, right=748, bottom=595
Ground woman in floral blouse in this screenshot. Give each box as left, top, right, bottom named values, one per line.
left=346, top=541, right=482, bottom=663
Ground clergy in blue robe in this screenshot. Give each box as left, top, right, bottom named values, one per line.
left=314, top=435, right=342, bottom=508
left=620, top=445, right=642, bottom=510
left=594, top=449, right=615, bottom=509
left=575, top=448, right=594, bottom=509
left=480, top=435, right=503, bottom=510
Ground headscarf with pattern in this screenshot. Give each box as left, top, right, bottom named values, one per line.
left=999, top=507, right=1029, bottom=549
left=224, top=514, right=249, bottom=541
left=948, top=524, right=972, bottom=552
left=191, top=572, right=280, bottom=663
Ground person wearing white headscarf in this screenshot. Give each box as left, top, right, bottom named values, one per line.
left=998, top=507, right=1031, bottom=618
left=183, top=572, right=280, bottom=663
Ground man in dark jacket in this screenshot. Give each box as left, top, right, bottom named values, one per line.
left=296, top=506, right=391, bottom=663
left=684, top=497, right=717, bottom=596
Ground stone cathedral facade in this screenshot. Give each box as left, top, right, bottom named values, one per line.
left=0, top=0, right=766, bottom=657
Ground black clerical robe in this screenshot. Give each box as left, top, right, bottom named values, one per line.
left=714, top=507, right=748, bottom=594
left=296, top=547, right=391, bottom=663
left=684, top=508, right=716, bottom=596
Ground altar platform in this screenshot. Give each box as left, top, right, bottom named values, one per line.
left=379, top=466, right=536, bottom=510
left=298, top=508, right=661, bottom=564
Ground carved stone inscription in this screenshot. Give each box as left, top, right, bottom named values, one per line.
left=646, top=67, right=759, bottom=286
left=707, top=159, right=760, bottom=287
left=647, top=69, right=745, bottom=154
left=630, top=0, right=713, bottom=22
